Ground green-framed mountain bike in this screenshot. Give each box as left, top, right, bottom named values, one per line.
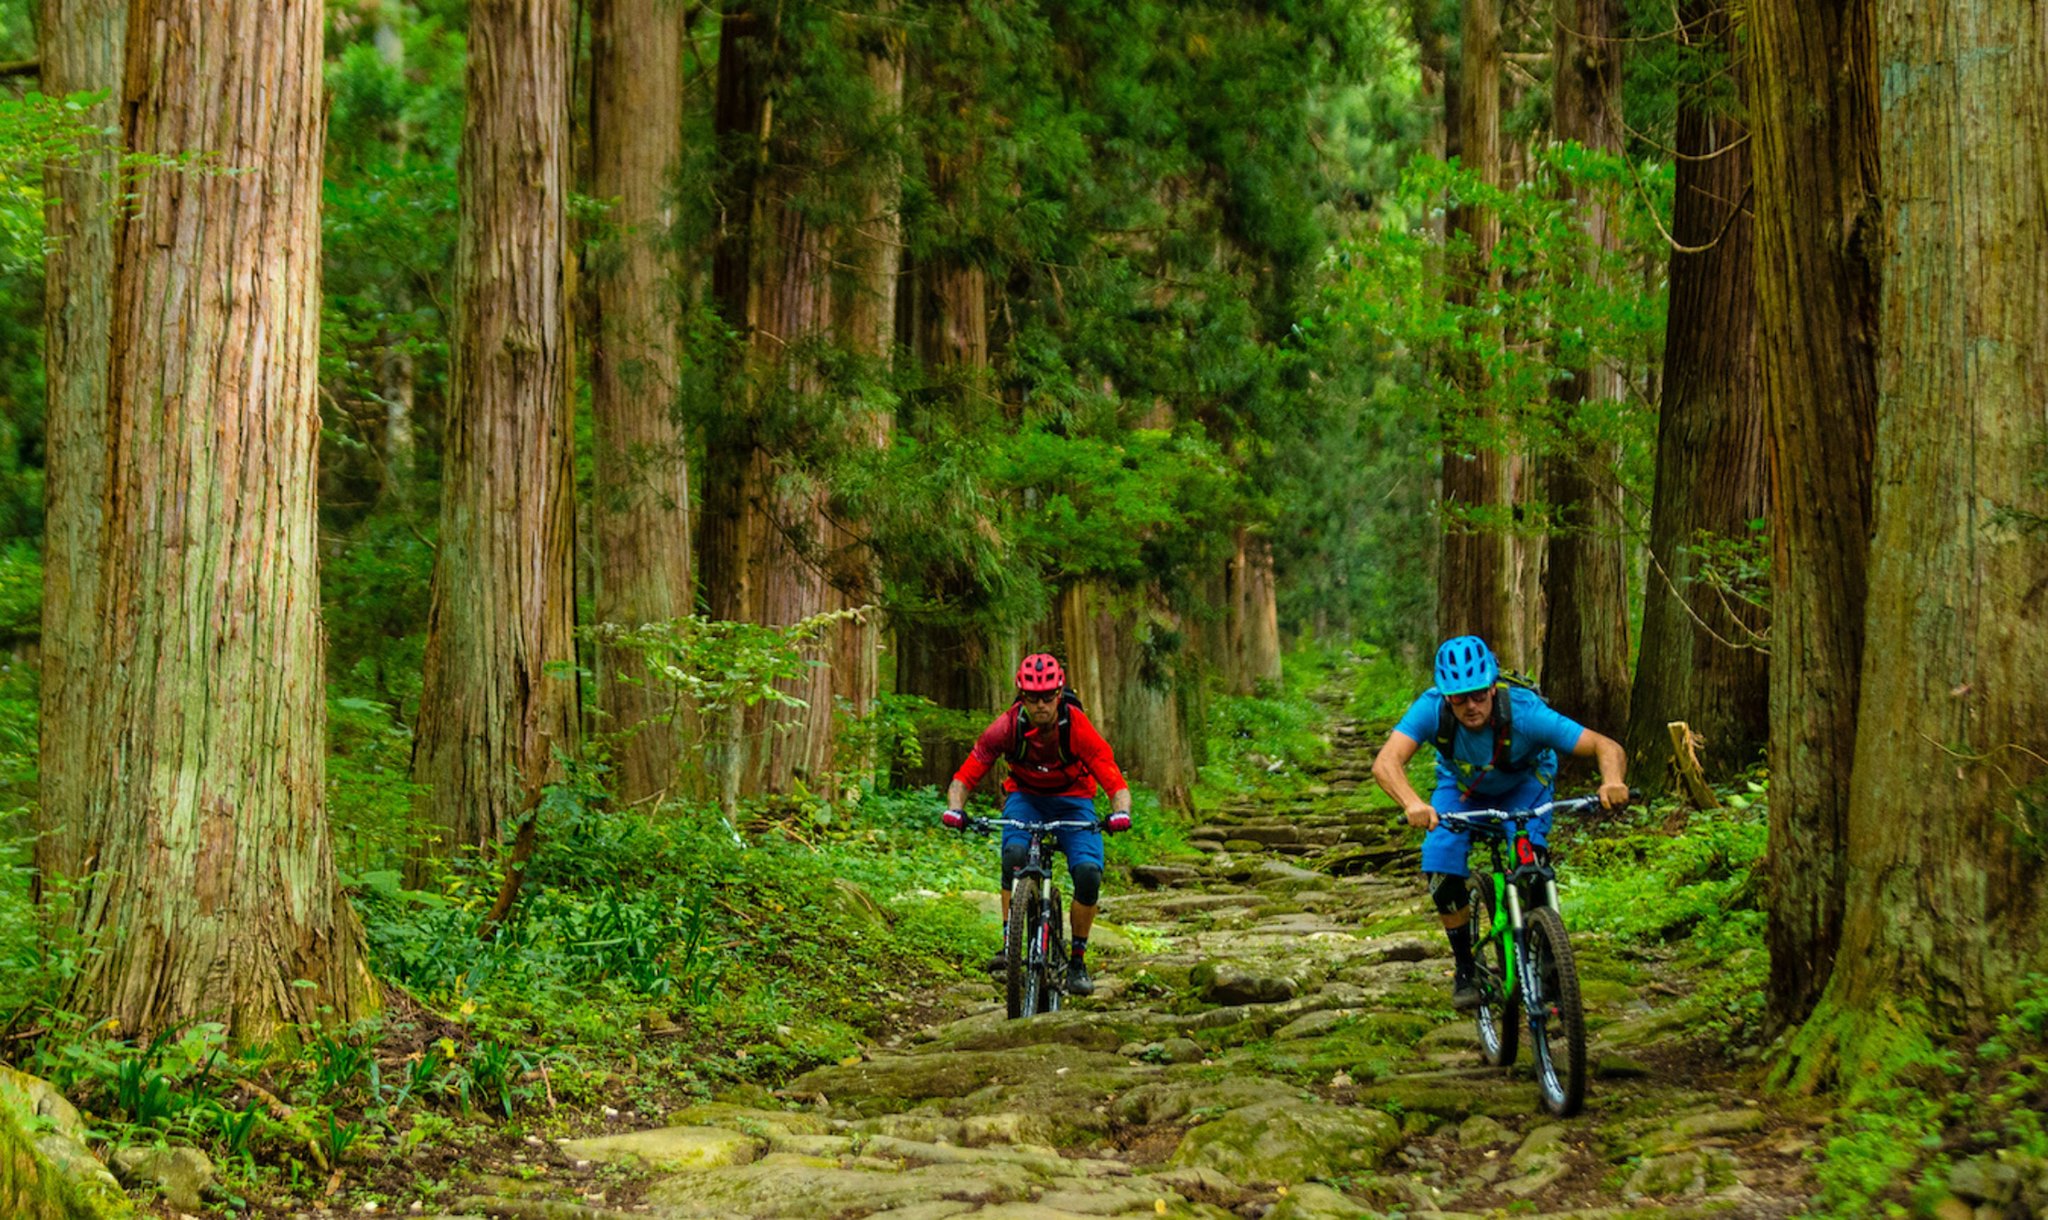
left=1441, top=791, right=1632, bottom=1118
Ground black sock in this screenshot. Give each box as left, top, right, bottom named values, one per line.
left=1446, top=923, right=1475, bottom=974
left=1071, top=936, right=1088, bottom=963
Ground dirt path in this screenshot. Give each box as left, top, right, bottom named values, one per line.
left=459, top=692, right=1819, bottom=1219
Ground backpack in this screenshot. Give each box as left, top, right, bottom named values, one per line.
left=1008, top=688, right=1084, bottom=768
left=1434, top=672, right=1545, bottom=794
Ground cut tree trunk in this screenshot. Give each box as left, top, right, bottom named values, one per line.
left=1623, top=3, right=1769, bottom=790
left=412, top=0, right=580, bottom=852
left=1750, top=0, right=1880, bottom=1028
left=1826, top=0, right=2048, bottom=1027
left=34, top=0, right=124, bottom=891
left=590, top=0, right=691, bottom=805
left=70, top=0, right=374, bottom=1040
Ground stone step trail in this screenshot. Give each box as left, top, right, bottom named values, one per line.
left=460, top=662, right=1810, bottom=1219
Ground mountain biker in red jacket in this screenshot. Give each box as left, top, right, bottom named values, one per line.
left=942, top=653, right=1134, bottom=997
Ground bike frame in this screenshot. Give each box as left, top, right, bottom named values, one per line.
left=1447, top=798, right=1596, bottom=1012
left=967, top=816, right=1099, bottom=991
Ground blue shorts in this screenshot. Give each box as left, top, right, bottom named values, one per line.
left=1002, top=791, right=1105, bottom=875
left=1419, top=772, right=1554, bottom=877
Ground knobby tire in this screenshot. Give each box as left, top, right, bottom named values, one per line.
left=1043, top=885, right=1066, bottom=1013
left=1474, top=885, right=1520, bottom=1068
left=1525, top=906, right=1587, bottom=1116
left=1007, top=875, right=1041, bottom=1019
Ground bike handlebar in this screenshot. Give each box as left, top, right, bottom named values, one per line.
left=1437, top=789, right=1642, bottom=835
left=960, top=816, right=1101, bottom=834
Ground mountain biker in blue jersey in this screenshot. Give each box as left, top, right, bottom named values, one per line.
left=1370, top=635, right=1629, bottom=1010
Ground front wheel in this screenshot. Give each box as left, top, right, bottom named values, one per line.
left=1473, top=884, right=1519, bottom=1068
left=1006, top=875, right=1042, bottom=1019
left=1042, top=886, right=1067, bottom=1013
left=1524, top=906, right=1587, bottom=1117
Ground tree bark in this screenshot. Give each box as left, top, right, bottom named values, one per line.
left=34, top=0, right=124, bottom=892
left=1059, top=584, right=1194, bottom=812
left=1221, top=528, right=1283, bottom=694
left=701, top=2, right=839, bottom=794
left=1540, top=0, right=1629, bottom=736
left=827, top=10, right=904, bottom=776
left=590, top=0, right=691, bottom=806
left=412, top=0, right=580, bottom=852
left=1623, top=4, right=1769, bottom=788
left=1825, top=0, right=2048, bottom=1028
left=1751, top=0, right=1880, bottom=1028
left=1438, top=0, right=1514, bottom=659
left=70, top=0, right=374, bottom=1040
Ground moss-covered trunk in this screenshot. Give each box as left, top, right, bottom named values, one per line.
left=589, top=0, right=691, bottom=805
left=34, top=0, right=124, bottom=894
left=1826, top=0, right=2048, bottom=1026
left=70, top=0, right=374, bottom=1039
left=412, top=0, right=579, bottom=853
left=1539, top=0, right=1629, bottom=736
left=1623, top=4, right=1769, bottom=787
left=1751, top=0, right=1879, bottom=1028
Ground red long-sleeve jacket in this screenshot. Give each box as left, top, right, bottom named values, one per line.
left=953, top=704, right=1130, bottom=799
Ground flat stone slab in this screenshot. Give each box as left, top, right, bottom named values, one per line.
left=560, top=1126, right=765, bottom=1172
left=645, top=1152, right=1039, bottom=1217
left=1169, top=1098, right=1402, bottom=1184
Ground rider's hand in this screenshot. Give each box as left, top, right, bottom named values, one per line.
left=1105, top=811, right=1132, bottom=834
left=941, top=809, right=968, bottom=831
left=1598, top=782, right=1631, bottom=811
left=1404, top=802, right=1439, bottom=830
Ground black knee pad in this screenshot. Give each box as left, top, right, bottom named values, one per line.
left=1068, top=862, right=1103, bottom=907
left=1426, top=871, right=1471, bottom=915
left=1000, top=841, right=1029, bottom=890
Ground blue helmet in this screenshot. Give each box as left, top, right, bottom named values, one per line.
left=1433, top=635, right=1499, bottom=696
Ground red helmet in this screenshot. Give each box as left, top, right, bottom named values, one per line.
left=1016, top=653, right=1066, bottom=693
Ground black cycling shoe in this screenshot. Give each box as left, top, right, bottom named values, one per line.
left=984, top=951, right=1007, bottom=975
left=1065, top=959, right=1095, bottom=997
left=1451, top=970, right=1481, bottom=1011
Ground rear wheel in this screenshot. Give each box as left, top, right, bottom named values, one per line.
left=1525, top=906, right=1587, bottom=1117
left=1043, top=886, right=1067, bottom=1012
left=1006, top=875, right=1041, bottom=1019
left=1473, top=883, right=1520, bottom=1068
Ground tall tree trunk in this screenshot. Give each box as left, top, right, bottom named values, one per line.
left=1222, top=528, right=1283, bottom=694
left=892, top=37, right=998, bottom=788
left=827, top=11, right=904, bottom=781
left=1624, top=7, right=1769, bottom=789
left=1823, top=0, right=2048, bottom=1030
left=1438, top=0, right=1513, bottom=658
left=34, top=0, right=124, bottom=892
left=1540, top=0, right=1629, bottom=734
left=70, top=0, right=374, bottom=1039
left=702, top=2, right=838, bottom=794
left=374, top=15, right=418, bottom=505
left=412, top=0, right=579, bottom=852
left=1059, top=584, right=1194, bottom=812
left=1751, top=0, right=1880, bottom=1028
left=589, top=0, right=691, bottom=806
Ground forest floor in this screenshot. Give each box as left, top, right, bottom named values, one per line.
left=370, top=667, right=1827, bottom=1220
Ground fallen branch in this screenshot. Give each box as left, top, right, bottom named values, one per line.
left=1667, top=721, right=1721, bottom=812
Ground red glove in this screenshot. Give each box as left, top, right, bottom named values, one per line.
left=1105, top=811, right=1132, bottom=834
left=941, top=809, right=967, bottom=830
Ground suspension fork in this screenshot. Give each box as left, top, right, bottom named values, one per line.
left=1491, top=870, right=1522, bottom=995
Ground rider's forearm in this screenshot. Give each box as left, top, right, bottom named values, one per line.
left=1109, top=787, right=1133, bottom=814
left=946, top=779, right=969, bottom=810
left=1592, top=736, right=1627, bottom=788
left=1373, top=752, right=1425, bottom=811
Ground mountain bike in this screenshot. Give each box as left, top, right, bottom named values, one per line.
left=960, top=815, right=1097, bottom=1019
left=1440, top=792, right=1632, bottom=1118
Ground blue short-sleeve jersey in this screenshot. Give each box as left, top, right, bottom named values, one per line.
left=1392, top=685, right=1588, bottom=798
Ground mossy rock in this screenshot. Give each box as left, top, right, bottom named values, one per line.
left=664, top=1103, right=834, bottom=1139
left=1167, top=1098, right=1401, bottom=1184
left=0, top=1102, right=129, bottom=1220
left=919, top=1008, right=1156, bottom=1054
left=1351, top=1075, right=1533, bottom=1119
left=789, top=1047, right=1141, bottom=1114
left=1111, top=1076, right=1305, bottom=1126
